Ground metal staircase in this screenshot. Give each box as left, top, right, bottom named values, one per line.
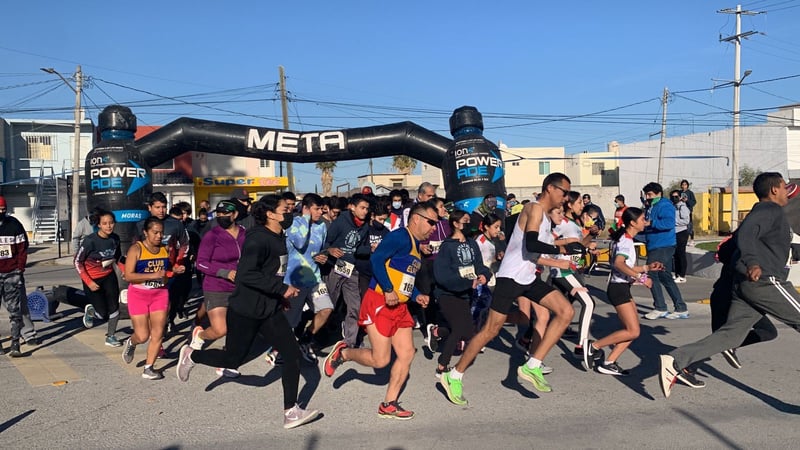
left=31, top=162, right=60, bottom=244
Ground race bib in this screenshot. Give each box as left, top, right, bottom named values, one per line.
left=334, top=260, right=355, bottom=278
left=0, top=244, right=11, bottom=259
left=428, top=240, right=443, bottom=255
left=458, top=265, right=477, bottom=280
left=102, top=259, right=114, bottom=268
left=398, top=273, right=415, bottom=298
left=276, top=255, right=288, bottom=277
left=312, top=282, right=330, bottom=302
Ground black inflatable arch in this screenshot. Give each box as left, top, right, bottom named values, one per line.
left=86, top=105, right=506, bottom=249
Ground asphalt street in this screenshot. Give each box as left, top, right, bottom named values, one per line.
left=1, top=244, right=799, bottom=449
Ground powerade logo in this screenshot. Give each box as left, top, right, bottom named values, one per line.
left=454, top=147, right=504, bottom=182
left=89, top=160, right=150, bottom=195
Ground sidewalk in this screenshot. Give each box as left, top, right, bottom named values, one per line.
left=26, top=243, right=75, bottom=268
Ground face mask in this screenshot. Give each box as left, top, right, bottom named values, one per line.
left=485, top=200, right=497, bottom=208
left=280, top=213, right=294, bottom=230
left=216, top=216, right=233, bottom=229
left=392, top=201, right=402, bottom=210
left=671, top=196, right=680, bottom=204
left=584, top=217, right=595, bottom=228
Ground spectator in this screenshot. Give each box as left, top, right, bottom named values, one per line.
left=670, top=190, right=691, bottom=283
left=231, top=188, right=255, bottom=229
left=581, top=194, right=606, bottom=230
left=680, top=180, right=697, bottom=246
left=612, top=195, right=627, bottom=231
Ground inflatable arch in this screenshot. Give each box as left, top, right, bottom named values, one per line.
left=86, top=105, right=506, bottom=248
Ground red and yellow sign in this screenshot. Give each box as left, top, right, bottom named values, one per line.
left=194, top=176, right=288, bottom=188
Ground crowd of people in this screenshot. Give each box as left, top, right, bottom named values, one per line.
left=5, top=171, right=800, bottom=428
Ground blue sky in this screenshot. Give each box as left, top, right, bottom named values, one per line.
left=2, top=1, right=799, bottom=193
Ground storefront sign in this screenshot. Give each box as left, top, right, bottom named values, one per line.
left=195, top=176, right=288, bottom=187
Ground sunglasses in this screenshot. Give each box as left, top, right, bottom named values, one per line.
left=415, top=213, right=437, bottom=226
left=550, top=184, right=569, bottom=195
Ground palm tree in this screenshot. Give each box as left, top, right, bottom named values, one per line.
left=392, top=155, right=417, bottom=175
left=315, top=161, right=337, bottom=196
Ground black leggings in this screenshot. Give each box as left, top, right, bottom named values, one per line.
left=82, top=274, right=120, bottom=336
left=437, top=295, right=474, bottom=368
left=674, top=230, right=689, bottom=277
left=191, top=307, right=301, bottom=409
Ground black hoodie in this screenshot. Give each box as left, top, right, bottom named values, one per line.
left=228, top=225, right=289, bottom=319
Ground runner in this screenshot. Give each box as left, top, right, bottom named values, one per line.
left=192, top=200, right=245, bottom=378
left=323, top=202, right=435, bottom=420
left=74, top=208, right=123, bottom=347
left=660, top=173, right=800, bottom=398
left=440, top=173, right=584, bottom=404
left=122, top=217, right=185, bottom=379
left=176, top=195, right=320, bottom=429
left=432, top=210, right=491, bottom=378
left=586, top=207, right=662, bottom=376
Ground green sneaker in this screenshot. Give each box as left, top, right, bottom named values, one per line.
left=441, top=371, right=468, bottom=405
left=518, top=364, right=552, bottom=393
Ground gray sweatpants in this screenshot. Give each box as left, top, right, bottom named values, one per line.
left=326, top=270, right=362, bottom=348
left=1, top=271, right=26, bottom=340
left=671, top=275, right=800, bottom=369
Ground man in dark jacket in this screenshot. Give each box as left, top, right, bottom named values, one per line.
left=324, top=194, right=371, bottom=348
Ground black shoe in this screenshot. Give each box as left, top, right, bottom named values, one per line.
left=597, top=361, right=630, bottom=376
left=299, top=342, right=318, bottom=364
left=721, top=348, right=742, bottom=369
left=573, top=345, right=583, bottom=356
left=584, top=341, right=603, bottom=371
left=675, top=365, right=706, bottom=388
left=22, top=336, right=40, bottom=346
left=8, top=340, right=22, bottom=358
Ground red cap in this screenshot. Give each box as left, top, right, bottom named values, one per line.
left=788, top=183, right=799, bottom=199
left=0, top=196, right=6, bottom=208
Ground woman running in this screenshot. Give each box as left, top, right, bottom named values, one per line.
left=472, top=213, right=503, bottom=329
left=586, top=207, right=663, bottom=376
left=74, top=208, right=122, bottom=346
left=122, top=216, right=185, bottom=380
left=192, top=200, right=245, bottom=378
left=432, top=210, right=491, bottom=377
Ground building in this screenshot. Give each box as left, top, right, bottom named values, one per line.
left=357, top=173, right=422, bottom=197
left=0, top=116, right=93, bottom=241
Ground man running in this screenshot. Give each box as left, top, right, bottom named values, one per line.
left=440, top=173, right=584, bottom=404
left=659, top=172, right=800, bottom=398
left=323, top=202, right=435, bottom=420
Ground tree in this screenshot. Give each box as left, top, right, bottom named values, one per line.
left=315, top=161, right=336, bottom=196
left=392, top=155, right=417, bottom=175
left=739, top=165, right=761, bottom=187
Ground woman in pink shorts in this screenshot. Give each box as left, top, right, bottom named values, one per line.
left=122, top=217, right=185, bottom=379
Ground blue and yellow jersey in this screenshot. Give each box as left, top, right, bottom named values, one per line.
left=134, top=242, right=170, bottom=289
left=370, top=228, right=421, bottom=303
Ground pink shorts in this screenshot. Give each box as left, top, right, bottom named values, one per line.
left=358, top=288, right=414, bottom=338
left=127, top=285, right=169, bottom=316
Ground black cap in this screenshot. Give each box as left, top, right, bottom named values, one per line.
left=98, top=105, right=137, bottom=133
left=216, top=200, right=238, bottom=213
left=449, top=106, right=483, bottom=135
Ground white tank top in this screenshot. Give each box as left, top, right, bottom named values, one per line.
left=496, top=206, right=550, bottom=284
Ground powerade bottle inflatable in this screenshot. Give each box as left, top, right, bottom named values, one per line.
left=85, top=105, right=152, bottom=252
left=442, top=106, right=506, bottom=214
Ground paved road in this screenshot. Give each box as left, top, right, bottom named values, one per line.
left=1, top=246, right=799, bottom=449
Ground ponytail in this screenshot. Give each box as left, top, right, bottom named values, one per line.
left=611, top=207, right=644, bottom=242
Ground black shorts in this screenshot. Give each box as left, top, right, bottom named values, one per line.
left=491, top=277, right=557, bottom=315
left=606, top=283, right=633, bottom=307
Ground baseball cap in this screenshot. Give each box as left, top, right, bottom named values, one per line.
left=216, top=200, right=238, bottom=213
left=230, top=188, right=251, bottom=201
left=788, top=182, right=799, bottom=199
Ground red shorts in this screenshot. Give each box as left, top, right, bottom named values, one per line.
left=127, top=285, right=169, bottom=316
left=358, top=288, right=414, bottom=338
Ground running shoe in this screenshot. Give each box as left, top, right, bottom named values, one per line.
left=666, top=311, right=690, bottom=320
left=176, top=344, right=195, bottom=382
left=674, top=276, right=687, bottom=283
left=157, top=345, right=167, bottom=359
left=8, top=340, right=21, bottom=358
left=83, top=304, right=95, bottom=328
left=122, top=338, right=136, bottom=364
left=264, top=348, right=283, bottom=366
left=323, top=340, right=347, bottom=377
left=190, top=326, right=205, bottom=351
left=142, top=366, right=164, bottom=380
left=658, top=354, right=678, bottom=398
left=585, top=340, right=604, bottom=371
left=425, top=324, right=438, bottom=352
left=435, top=365, right=450, bottom=379
left=299, top=342, right=318, bottom=363
left=517, top=364, right=552, bottom=393
left=644, top=310, right=670, bottom=320
left=441, top=371, right=468, bottom=406
left=597, top=361, right=630, bottom=376
left=22, top=335, right=40, bottom=346
left=283, top=404, right=320, bottom=429
left=378, top=401, right=415, bottom=420
left=105, top=335, right=122, bottom=347
left=722, top=348, right=742, bottom=369
left=215, top=367, right=241, bottom=378
left=573, top=345, right=583, bottom=356
left=514, top=336, right=531, bottom=355
left=676, top=366, right=706, bottom=389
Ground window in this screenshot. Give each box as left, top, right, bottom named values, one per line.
left=538, top=161, right=550, bottom=175
left=260, top=159, right=270, bottom=168
left=592, top=162, right=605, bottom=175
left=24, top=134, right=55, bottom=160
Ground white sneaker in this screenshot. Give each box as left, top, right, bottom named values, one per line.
left=643, top=310, right=669, bottom=320
left=666, top=311, right=690, bottom=320
left=674, top=276, right=687, bottom=283
left=283, top=404, right=320, bottom=429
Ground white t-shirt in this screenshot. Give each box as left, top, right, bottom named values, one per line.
left=475, top=234, right=497, bottom=287
left=610, top=234, right=636, bottom=284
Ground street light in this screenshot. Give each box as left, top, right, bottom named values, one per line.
left=730, top=67, right=752, bottom=232
left=41, top=66, right=82, bottom=251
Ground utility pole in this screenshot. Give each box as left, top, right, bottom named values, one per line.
left=279, top=66, right=295, bottom=192
left=369, top=159, right=374, bottom=183
left=656, top=87, right=668, bottom=185
left=720, top=4, right=759, bottom=231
